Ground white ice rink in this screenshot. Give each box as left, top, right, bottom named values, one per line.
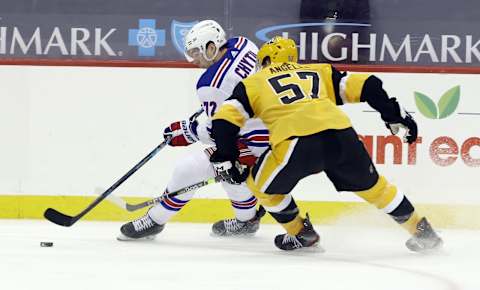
left=0, top=219, right=478, bottom=290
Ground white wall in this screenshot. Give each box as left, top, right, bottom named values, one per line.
left=0, top=66, right=203, bottom=197
left=0, top=65, right=478, bottom=204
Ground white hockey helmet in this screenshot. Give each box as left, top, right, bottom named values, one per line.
left=184, top=20, right=227, bottom=62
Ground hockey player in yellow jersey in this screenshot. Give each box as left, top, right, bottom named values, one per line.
left=208, top=36, right=443, bottom=251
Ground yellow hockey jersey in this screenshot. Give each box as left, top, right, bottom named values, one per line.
left=213, top=62, right=370, bottom=146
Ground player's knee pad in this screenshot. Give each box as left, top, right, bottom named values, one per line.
left=355, top=175, right=405, bottom=214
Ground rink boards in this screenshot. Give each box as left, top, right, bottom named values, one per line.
left=0, top=195, right=479, bottom=229
left=0, top=66, right=478, bottom=228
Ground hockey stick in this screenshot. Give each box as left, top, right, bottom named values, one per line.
left=107, top=175, right=224, bottom=212
left=44, top=108, right=204, bottom=227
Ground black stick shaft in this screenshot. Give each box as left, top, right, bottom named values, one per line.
left=44, top=140, right=169, bottom=226
left=44, top=107, right=204, bottom=227
left=75, top=141, right=168, bottom=218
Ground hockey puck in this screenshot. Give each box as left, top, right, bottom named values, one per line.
left=40, top=242, right=53, bottom=247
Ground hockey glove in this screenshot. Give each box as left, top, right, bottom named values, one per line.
left=210, top=151, right=249, bottom=185
left=385, top=109, right=418, bottom=144
left=163, top=119, right=199, bottom=146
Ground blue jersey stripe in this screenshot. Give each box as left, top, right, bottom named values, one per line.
left=214, top=38, right=249, bottom=89
left=241, top=129, right=269, bottom=138
left=245, top=142, right=270, bottom=147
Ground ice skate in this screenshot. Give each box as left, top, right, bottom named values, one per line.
left=274, top=213, right=320, bottom=251
left=117, top=213, right=165, bottom=241
left=406, top=217, right=443, bottom=252
left=211, top=206, right=265, bottom=237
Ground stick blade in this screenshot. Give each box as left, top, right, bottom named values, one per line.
left=126, top=202, right=144, bottom=212
left=44, top=208, right=75, bottom=227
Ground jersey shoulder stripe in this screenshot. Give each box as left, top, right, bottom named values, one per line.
left=210, top=58, right=232, bottom=88
left=212, top=37, right=248, bottom=89
left=196, top=37, right=249, bottom=90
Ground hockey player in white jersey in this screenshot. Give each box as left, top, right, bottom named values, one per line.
left=118, top=20, right=269, bottom=241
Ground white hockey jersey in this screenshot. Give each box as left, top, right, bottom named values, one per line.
left=195, top=36, right=269, bottom=156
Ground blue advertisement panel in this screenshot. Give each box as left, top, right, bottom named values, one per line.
left=0, top=0, right=479, bottom=67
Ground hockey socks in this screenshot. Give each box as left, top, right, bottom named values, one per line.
left=230, top=196, right=258, bottom=221
left=148, top=191, right=190, bottom=225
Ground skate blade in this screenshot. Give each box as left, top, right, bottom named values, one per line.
left=406, top=237, right=444, bottom=254
left=210, top=232, right=257, bottom=238
left=116, top=233, right=157, bottom=242
left=412, top=241, right=444, bottom=254
left=280, top=241, right=326, bottom=253
left=298, top=242, right=326, bottom=253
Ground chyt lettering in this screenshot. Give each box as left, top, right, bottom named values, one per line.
left=234, top=50, right=257, bottom=78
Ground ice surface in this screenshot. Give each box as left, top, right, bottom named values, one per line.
left=0, top=220, right=477, bottom=290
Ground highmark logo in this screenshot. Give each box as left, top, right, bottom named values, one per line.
left=255, top=22, right=480, bottom=63
left=255, top=22, right=372, bottom=61
left=255, top=22, right=372, bottom=42
left=171, top=20, right=198, bottom=55
left=128, top=19, right=165, bottom=57
left=414, top=85, right=460, bottom=119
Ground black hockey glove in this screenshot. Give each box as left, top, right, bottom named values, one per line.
left=384, top=109, right=418, bottom=144
left=210, top=151, right=249, bottom=185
